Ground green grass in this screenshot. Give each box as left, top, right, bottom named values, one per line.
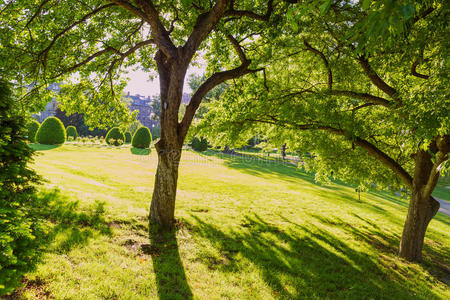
left=13, top=144, right=449, bottom=299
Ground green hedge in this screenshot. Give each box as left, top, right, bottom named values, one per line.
left=132, top=127, right=152, bottom=149
left=0, top=81, right=44, bottom=295
left=125, top=131, right=132, bottom=144
left=105, top=127, right=125, bottom=146
left=66, top=125, right=78, bottom=140
left=192, top=136, right=208, bottom=152
left=27, top=119, right=40, bottom=143
left=35, top=117, right=66, bottom=145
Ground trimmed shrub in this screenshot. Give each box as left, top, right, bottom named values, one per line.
left=0, top=81, right=44, bottom=295
left=27, top=119, right=40, bottom=143
left=125, top=131, right=132, bottom=144
left=132, top=127, right=152, bottom=149
left=35, top=117, right=66, bottom=145
left=105, top=127, right=125, bottom=146
left=192, top=136, right=208, bottom=152
left=66, top=125, right=78, bottom=140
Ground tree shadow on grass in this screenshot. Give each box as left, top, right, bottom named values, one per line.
left=188, top=214, right=444, bottom=299
left=6, top=189, right=111, bottom=297
left=141, top=224, right=193, bottom=300
left=33, top=189, right=111, bottom=253
left=29, top=144, right=62, bottom=151
left=198, top=150, right=336, bottom=189
left=131, top=147, right=151, bottom=155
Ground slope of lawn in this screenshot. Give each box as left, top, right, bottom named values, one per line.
left=13, top=144, right=449, bottom=299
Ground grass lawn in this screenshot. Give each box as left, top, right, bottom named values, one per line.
left=13, top=144, right=449, bottom=299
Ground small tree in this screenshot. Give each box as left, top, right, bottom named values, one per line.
left=27, top=119, right=40, bottom=143
left=66, top=125, right=78, bottom=140
left=132, top=127, right=152, bottom=149
left=0, top=81, right=43, bottom=295
left=105, top=127, right=125, bottom=146
left=192, top=136, right=208, bottom=152
left=125, top=131, right=132, bottom=144
left=35, top=117, right=66, bottom=145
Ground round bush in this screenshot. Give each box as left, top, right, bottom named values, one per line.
left=66, top=126, right=78, bottom=140
left=125, top=131, right=132, bottom=144
left=35, top=117, right=66, bottom=145
left=105, top=127, right=125, bottom=146
left=132, top=127, right=152, bottom=149
left=192, top=136, right=208, bottom=152
left=27, top=119, right=40, bottom=143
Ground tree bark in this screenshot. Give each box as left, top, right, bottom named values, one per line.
left=149, top=139, right=182, bottom=227
left=149, top=50, right=186, bottom=228
left=398, top=149, right=440, bottom=261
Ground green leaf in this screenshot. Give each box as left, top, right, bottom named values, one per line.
left=362, top=0, right=372, bottom=10
left=319, top=0, right=333, bottom=16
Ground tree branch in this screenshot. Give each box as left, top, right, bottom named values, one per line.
left=423, top=135, right=450, bottom=199
left=330, top=90, right=392, bottom=107
left=39, top=3, right=116, bottom=67
left=304, top=40, right=332, bottom=90
left=411, top=60, right=429, bottom=79
left=179, top=61, right=261, bottom=139
left=183, top=0, right=232, bottom=60
left=357, top=56, right=400, bottom=103
left=224, top=0, right=274, bottom=21
left=51, top=39, right=154, bottom=78
left=244, top=118, right=413, bottom=187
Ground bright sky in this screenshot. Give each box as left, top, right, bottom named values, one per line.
left=125, top=64, right=205, bottom=96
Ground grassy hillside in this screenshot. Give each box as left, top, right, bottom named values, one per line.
left=13, top=144, right=449, bottom=299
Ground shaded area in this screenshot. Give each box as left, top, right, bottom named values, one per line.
left=200, top=150, right=333, bottom=188
left=142, top=225, right=193, bottom=300
left=6, top=189, right=111, bottom=297
left=188, top=214, right=446, bottom=299
left=29, top=144, right=61, bottom=151
left=131, top=147, right=151, bottom=155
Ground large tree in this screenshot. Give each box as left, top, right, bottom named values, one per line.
left=199, top=1, right=449, bottom=261
left=0, top=0, right=291, bottom=228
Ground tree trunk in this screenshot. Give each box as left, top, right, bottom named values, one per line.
left=398, top=149, right=440, bottom=261
left=149, top=139, right=182, bottom=227
left=399, top=192, right=439, bottom=261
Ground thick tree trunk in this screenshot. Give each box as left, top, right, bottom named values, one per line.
left=149, top=139, right=182, bottom=227
left=399, top=192, right=439, bottom=261
left=398, top=149, right=440, bottom=261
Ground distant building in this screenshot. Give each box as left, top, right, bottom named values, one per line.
left=33, top=86, right=191, bottom=129
left=126, top=92, right=158, bottom=128
left=32, top=83, right=60, bottom=122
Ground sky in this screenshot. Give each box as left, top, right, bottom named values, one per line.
left=124, top=64, right=205, bottom=97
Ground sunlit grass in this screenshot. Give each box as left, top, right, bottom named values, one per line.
left=14, top=144, right=450, bottom=299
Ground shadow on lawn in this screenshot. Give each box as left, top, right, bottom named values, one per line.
left=199, top=150, right=335, bottom=188
left=131, top=147, right=151, bottom=155
left=29, top=144, right=61, bottom=151
left=7, top=189, right=111, bottom=297
left=188, top=214, right=444, bottom=299
left=142, top=225, right=193, bottom=300
left=34, top=189, right=111, bottom=253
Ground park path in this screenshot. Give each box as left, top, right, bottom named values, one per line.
left=437, top=198, right=450, bottom=217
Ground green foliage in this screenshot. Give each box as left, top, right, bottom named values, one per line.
left=105, top=127, right=125, bottom=146
left=124, top=132, right=132, bottom=144
left=191, top=136, right=208, bottom=152
left=199, top=1, right=449, bottom=190
left=132, top=127, right=152, bottom=149
left=66, top=125, right=78, bottom=140
left=27, top=119, right=40, bottom=143
left=126, top=120, right=143, bottom=136
left=0, top=81, right=44, bottom=295
left=151, top=125, right=161, bottom=140
left=35, top=117, right=66, bottom=145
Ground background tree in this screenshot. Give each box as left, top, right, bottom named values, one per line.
left=1, top=0, right=290, bottom=228
left=199, top=1, right=449, bottom=261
